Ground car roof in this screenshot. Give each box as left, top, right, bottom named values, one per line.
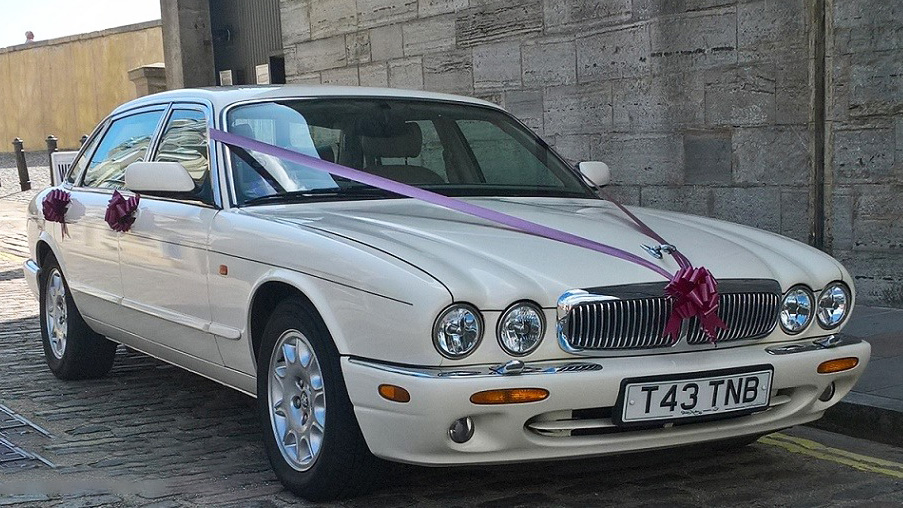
left=111, top=85, right=502, bottom=116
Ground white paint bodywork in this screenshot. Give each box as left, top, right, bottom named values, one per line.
left=24, top=85, right=870, bottom=466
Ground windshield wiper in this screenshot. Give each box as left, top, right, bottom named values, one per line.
left=242, top=187, right=395, bottom=206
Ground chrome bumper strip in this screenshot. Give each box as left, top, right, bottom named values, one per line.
left=347, top=357, right=603, bottom=378
left=764, top=334, right=861, bottom=355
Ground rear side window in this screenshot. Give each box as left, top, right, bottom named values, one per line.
left=154, top=109, right=213, bottom=204
left=81, top=110, right=165, bottom=189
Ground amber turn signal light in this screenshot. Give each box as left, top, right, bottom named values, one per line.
left=817, top=357, right=859, bottom=374
left=470, top=388, right=549, bottom=405
left=378, top=384, right=411, bottom=403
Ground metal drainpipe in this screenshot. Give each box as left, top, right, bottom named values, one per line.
left=811, top=0, right=827, bottom=251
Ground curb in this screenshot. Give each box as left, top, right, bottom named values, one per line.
left=806, top=393, right=903, bottom=448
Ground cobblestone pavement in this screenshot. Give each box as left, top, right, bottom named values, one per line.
left=1, top=167, right=902, bottom=506
left=0, top=261, right=902, bottom=506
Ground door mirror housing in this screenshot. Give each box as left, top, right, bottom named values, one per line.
left=124, top=162, right=195, bottom=194
left=578, top=161, right=611, bottom=188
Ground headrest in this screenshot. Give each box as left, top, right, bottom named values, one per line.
left=360, top=123, right=422, bottom=158
left=231, top=123, right=255, bottom=138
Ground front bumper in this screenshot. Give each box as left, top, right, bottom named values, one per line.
left=23, top=259, right=40, bottom=298
left=342, top=335, right=870, bottom=466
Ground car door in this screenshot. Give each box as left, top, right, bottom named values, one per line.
left=59, top=107, right=166, bottom=332
left=117, top=105, right=224, bottom=362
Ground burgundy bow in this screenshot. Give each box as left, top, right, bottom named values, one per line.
left=104, top=190, right=140, bottom=232
left=42, top=189, right=71, bottom=238
left=664, top=266, right=727, bottom=343
left=42, top=189, right=70, bottom=223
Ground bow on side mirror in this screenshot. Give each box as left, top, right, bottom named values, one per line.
left=578, top=161, right=611, bottom=188
left=124, top=161, right=195, bottom=194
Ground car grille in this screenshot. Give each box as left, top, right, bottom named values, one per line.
left=685, top=292, right=780, bottom=344
left=558, top=280, right=781, bottom=352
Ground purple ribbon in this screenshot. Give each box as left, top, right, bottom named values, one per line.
left=105, top=190, right=140, bottom=233
left=209, top=128, right=727, bottom=340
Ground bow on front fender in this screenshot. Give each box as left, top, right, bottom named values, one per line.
left=664, top=266, right=727, bottom=343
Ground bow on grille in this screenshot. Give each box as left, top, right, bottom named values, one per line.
left=664, top=266, right=727, bottom=343
left=105, top=190, right=140, bottom=233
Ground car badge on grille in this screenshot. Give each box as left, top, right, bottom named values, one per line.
left=642, top=243, right=676, bottom=260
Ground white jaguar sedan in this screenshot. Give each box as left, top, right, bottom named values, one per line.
left=25, top=86, right=869, bottom=500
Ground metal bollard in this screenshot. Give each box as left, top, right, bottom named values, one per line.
left=46, top=135, right=58, bottom=183
left=12, top=138, right=31, bottom=192
left=79, top=135, right=88, bottom=146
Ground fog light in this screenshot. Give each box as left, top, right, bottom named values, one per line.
left=470, top=388, right=549, bottom=405
left=449, top=417, right=474, bottom=443
left=817, top=357, right=859, bottom=374
left=378, top=384, right=410, bottom=403
left=819, top=382, right=836, bottom=402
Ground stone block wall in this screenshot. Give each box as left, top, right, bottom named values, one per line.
left=279, top=0, right=902, bottom=305
left=827, top=0, right=903, bottom=305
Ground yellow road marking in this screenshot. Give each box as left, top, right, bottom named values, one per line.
left=0, top=251, right=26, bottom=263
left=761, top=433, right=903, bottom=479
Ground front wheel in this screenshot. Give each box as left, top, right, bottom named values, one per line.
left=257, top=298, right=380, bottom=500
left=39, top=255, right=117, bottom=380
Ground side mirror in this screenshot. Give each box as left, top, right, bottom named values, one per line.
left=578, top=161, right=611, bottom=187
left=124, top=162, right=195, bottom=193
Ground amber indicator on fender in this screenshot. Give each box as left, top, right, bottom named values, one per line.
left=817, top=357, right=859, bottom=374
left=470, top=388, right=549, bottom=405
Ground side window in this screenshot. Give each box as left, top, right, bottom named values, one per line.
left=65, top=133, right=102, bottom=185
left=81, top=110, right=164, bottom=189
left=154, top=109, right=213, bottom=204
left=456, top=119, right=561, bottom=187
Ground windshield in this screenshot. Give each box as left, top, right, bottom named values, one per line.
left=225, top=98, right=595, bottom=205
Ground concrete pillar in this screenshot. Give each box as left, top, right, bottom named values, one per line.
left=128, top=63, right=168, bottom=96
left=161, top=0, right=215, bottom=89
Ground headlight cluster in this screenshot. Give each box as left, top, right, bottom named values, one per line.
left=433, top=302, right=546, bottom=359
left=779, top=282, right=850, bottom=334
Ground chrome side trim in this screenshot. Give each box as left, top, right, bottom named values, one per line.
left=347, top=357, right=603, bottom=378
left=120, top=298, right=242, bottom=340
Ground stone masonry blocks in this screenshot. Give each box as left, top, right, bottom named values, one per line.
left=473, top=41, right=522, bottom=89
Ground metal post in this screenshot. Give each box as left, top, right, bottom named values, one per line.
left=12, top=138, right=31, bottom=191
left=46, top=135, right=58, bottom=184
left=79, top=135, right=88, bottom=146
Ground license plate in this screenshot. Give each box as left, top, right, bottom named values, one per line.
left=617, top=367, right=773, bottom=424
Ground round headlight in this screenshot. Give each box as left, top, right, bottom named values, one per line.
left=497, top=302, right=545, bottom=356
left=780, top=287, right=814, bottom=334
left=817, top=282, right=850, bottom=329
left=433, top=304, right=483, bottom=359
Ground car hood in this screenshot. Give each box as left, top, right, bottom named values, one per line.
left=245, top=197, right=846, bottom=309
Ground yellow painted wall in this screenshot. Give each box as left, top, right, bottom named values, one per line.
left=0, top=22, right=163, bottom=152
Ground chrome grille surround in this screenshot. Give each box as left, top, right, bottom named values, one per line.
left=557, top=280, right=781, bottom=354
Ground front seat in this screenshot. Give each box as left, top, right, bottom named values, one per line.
left=359, top=123, right=443, bottom=185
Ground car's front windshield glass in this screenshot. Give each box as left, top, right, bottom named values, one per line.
left=226, top=98, right=595, bottom=205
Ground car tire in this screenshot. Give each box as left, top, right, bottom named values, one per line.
left=39, top=254, right=117, bottom=380
left=256, top=297, right=381, bottom=501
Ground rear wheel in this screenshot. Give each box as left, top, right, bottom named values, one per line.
left=257, top=298, right=380, bottom=501
left=39, top=255, right=117, bottom=380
